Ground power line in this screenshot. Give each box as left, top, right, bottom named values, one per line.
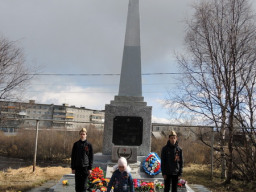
left=29, top=72, right=185, bottom=76
left=29, top=82, right=178, bottom=86
left=26, top=90, right=168, bottom=94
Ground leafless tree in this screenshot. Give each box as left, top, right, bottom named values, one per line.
left=169, top=0, right=256, bottom=183
left=0, top=35, right=33, bottom=101
left=234, top=59, right=256, bottom=181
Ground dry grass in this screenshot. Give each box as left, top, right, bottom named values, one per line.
left=0, top=165, right=70, bottom=192
left=0, top=127, right=103, bottom=162
left=183, top=164, right=256, bottom=192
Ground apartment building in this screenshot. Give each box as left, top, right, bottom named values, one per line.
left=152, top=123, right=201, bottom=140
left=0, top=100, right=105, bottom=131
left=0, top=100, right=26, bottom=132
left=52, top=104, right=104, bottom=129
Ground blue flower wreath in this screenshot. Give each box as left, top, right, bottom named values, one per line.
left=142, top=152, right=161, bottom=176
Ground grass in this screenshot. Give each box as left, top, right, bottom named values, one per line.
left=0, top=165, right=70, bottom=192
left=183, top=164, right=256, bottom=192
left=1, top=164, right=256, bottom=192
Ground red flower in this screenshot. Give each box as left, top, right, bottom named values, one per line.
left=177, top=183, right=182, bottom=187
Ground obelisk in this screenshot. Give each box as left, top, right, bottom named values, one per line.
left=102, top=0, right=152, bottom=157
left=118, top=0, right=142, bottom=97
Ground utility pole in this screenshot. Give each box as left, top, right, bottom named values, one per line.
left=33, top=120, right=39, bottom=172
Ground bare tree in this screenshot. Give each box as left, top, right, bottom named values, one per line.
left=169, top=0, right=256, bottom=183
left=0, top=35, right=33, bottom=100
left=234, top=59, right=256, bottom=181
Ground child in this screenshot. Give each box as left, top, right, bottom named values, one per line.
left=107, top=157, right=134, bottom=192
left=161, top=130, right=183, bottom=192
left=71, top=128, right=93, bottom=192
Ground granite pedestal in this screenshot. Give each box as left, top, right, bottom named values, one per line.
left=102, top=96, right=152, bottom=156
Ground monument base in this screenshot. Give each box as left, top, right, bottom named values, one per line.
left=94, top=153, right=163, bottom=181
left=50, top=154, right=192, bottom=192
left=102, top=96, right=152, bottom=156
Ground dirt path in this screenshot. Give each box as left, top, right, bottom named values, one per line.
left=0, top=156, right=31, bottom=171
left=0, top=156, right=70, bottom=171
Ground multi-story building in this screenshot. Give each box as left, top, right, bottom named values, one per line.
left=23, top=100, right=54, bottom=128
left=0, top=101, right=26, bottom=132
left=0, top=100, right=105, bottom=131
left=152, top=123, right=203, bottom=140
left=52, top=104, right=104, bottom=129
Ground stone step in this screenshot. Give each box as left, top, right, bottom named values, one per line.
left=189, top=184, right=212, bottom=192
left=49, top=174, right=201, bottom=192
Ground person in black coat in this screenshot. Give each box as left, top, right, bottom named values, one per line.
left=161, top=131, right=183, bottom=192
left=71, top=128, right=93, bottom=192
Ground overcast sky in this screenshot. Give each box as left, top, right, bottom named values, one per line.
left=1, top=0, right=255, bottom=123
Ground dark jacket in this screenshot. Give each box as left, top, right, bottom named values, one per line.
left=107, top=169, right=134, bottom=192
left=71, top=139, right=93, bottom=170
left=161, top=141, right=183, bottom=176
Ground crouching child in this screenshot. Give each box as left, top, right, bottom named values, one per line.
left=107, top=157, right=134, bottom=192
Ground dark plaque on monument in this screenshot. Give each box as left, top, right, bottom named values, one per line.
left=112, top=116, right=143, bottom=146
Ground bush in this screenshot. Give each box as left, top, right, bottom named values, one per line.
left=0, top=126, right=103, bottom=162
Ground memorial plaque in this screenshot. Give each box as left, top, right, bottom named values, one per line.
left=113, top=116, right=143, bottom=146
left=112, top=146, right=137, bottom=163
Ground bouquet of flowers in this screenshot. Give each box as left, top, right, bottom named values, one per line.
left=177, top=178, right=186, bottom=188
left=88, top=167, right=110, bottom=192
left=89, top=167, right=104, bottom=180
left=154, top=180, right=164, bottom=191
left=142, top=152, right=161, bottom=176
left=133, top=179, right=154, bottom=192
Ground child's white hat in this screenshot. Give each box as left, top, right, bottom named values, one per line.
left=118, top=157, right=127, bottom=168
left=113, top=157, right=131, bottom=173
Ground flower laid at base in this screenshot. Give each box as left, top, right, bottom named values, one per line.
left=88, top=167, right=109, bottom=192
left=133, top=179, right=155, bottom=192
left=87, top=166, right=186, bottom=191
left=154, top=181, right=164, bottom=190
left=62, top=179, right=69, bottom=186
left=177, top=179, right=186, bottom=188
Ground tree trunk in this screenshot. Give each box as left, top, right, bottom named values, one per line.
left=220, top=127, right=227, bottom=179
left=226, top=126, right=233, bottom=183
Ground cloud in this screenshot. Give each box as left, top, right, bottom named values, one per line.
left=24, top=80, right=116, bottom=110
left=152, top=116, right=171, bottom=124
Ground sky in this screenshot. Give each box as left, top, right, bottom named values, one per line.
left=1, top=0, right=255, bottom=123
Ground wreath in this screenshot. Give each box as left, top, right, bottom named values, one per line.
left=142, top=152, right=161, bottom=176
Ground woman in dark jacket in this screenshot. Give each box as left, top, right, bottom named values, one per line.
left=161, top=131, right=183, bottom=192
left=71, top=128, right=93, bottom=192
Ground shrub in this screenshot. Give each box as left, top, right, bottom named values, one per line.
left=0, top=126, right=103, bottom=162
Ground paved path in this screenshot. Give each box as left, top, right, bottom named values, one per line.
left=47, top=174, right=210, bottom=192
left=27, top=181, right=58, bottom=192
left=25, top=174, right=211, bottom=192
left=189, top=184, right=212, bottom=192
